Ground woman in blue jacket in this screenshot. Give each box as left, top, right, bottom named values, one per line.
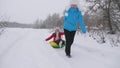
left=64, top=0, right=87, bottom=57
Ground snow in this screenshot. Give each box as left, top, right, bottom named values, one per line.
left=0, top=28, right=120, bottom=68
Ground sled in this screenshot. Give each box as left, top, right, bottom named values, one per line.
left=49, top=41, right=65, bottom=48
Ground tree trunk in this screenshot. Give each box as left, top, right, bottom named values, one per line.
left=107, top=0, right=115, bottom=34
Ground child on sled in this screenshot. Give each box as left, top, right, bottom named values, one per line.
left=45, top=28, right=65, bottom=48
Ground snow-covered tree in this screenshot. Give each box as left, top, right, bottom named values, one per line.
left=85, top=0, right=120, bottom=34
left=34, top=19, right=42, bottom=29
left=40, top=13, right=62, bottom=29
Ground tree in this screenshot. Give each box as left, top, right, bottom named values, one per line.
left=34, top=19, right=42, bottom=29
left=0, top=14, right=10, bottom=35
left=40, top=13, right=62, bottom=29
left=85, top=0, right=120, bottom=33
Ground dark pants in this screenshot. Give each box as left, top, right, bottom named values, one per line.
left=64, top=29, right=76, bottom=56
left=55, top=40, right=65, bottom=45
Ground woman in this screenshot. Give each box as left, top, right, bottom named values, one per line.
left=63, top=0, right=87, bottom=57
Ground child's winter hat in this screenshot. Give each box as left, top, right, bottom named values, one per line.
left=70, top=0, right=79, bottom=5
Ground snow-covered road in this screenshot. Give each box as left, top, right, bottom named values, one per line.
left=0, top=28, right=120, bottom=68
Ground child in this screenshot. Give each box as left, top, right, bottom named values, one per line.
left=45, top=28, right=65, bottom=48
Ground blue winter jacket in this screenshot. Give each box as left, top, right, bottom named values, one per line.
left=63, top=7, right=86, bottom=33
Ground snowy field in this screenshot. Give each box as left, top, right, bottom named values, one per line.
left=0, top=28, right=120, bottom=68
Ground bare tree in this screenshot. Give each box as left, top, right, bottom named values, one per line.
left=34, top=19, right=42, bottom=29
left=85, top=0, right=120, bottom=34
left=0, top=14, right=10, bottom=35
left=40, top=13, right=61, bottom=29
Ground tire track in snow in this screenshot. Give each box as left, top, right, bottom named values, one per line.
left=0, top=30, right=31, bottom=57
left=73, top=43, right=120, bottom=68
left=0, top=29, right=72, bottom=68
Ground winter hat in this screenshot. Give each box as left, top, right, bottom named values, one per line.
left=55, top=27, right=60, bottom=32
left=65, top=0, right=81, bottom=12
left=70, top=0, right=79, bottom=6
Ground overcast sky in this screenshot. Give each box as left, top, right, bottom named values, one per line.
left=0, top=0, right=87, bottom=24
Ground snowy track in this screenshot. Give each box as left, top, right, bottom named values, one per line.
left=0, top=28, right=120, bottom=68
